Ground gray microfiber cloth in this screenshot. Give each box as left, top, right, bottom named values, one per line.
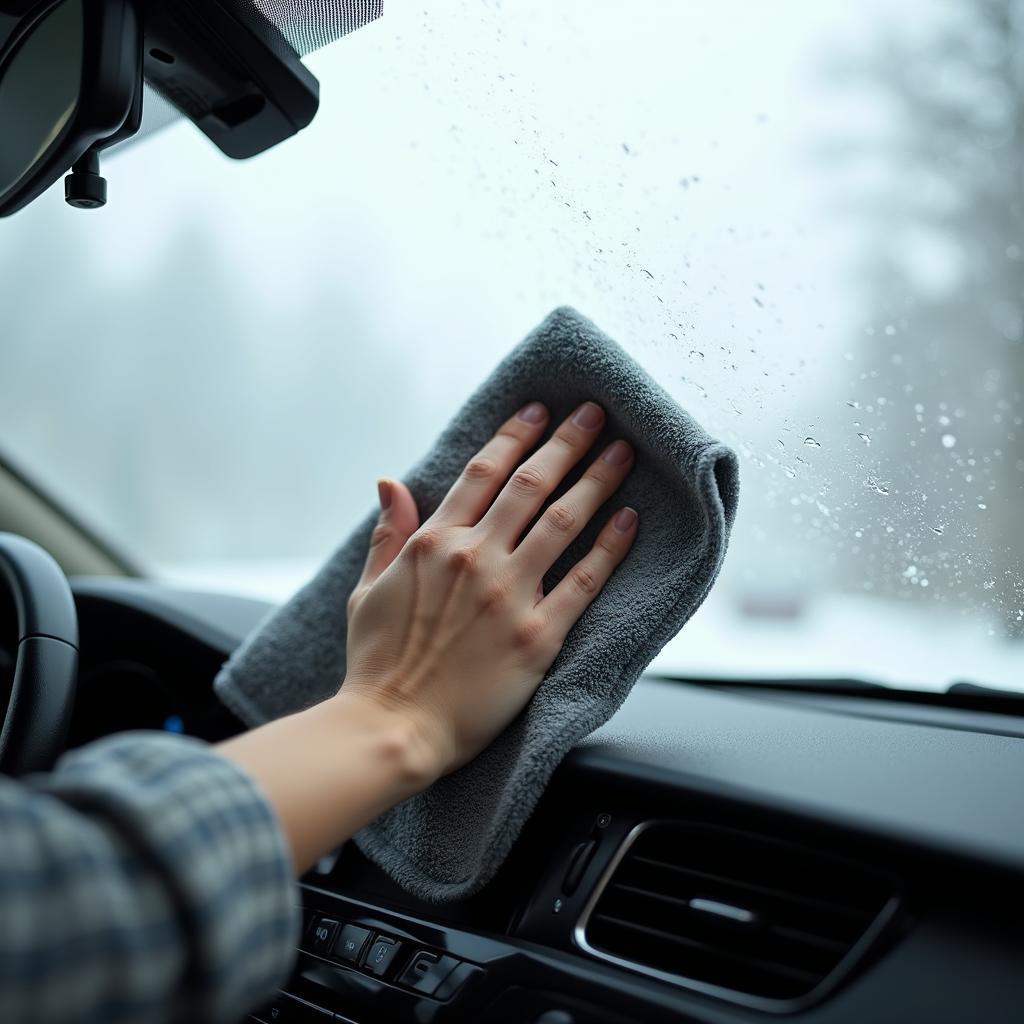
left=215, top=306, right=739, bottom=902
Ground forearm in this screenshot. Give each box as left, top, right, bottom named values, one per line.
left=217, top=689, right=443, bottom=873
left=0, top=733, right=297, bottom=1024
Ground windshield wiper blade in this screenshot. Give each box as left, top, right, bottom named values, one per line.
left=947, top=680, right=1024, bottom=703
left=651, top=674, right=1024, bottom=718
left=649, top=674, right=891, bottom=693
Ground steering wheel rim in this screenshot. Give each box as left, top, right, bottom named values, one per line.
left=0, top=533, right=78, bottom=776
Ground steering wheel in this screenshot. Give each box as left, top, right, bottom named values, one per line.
left=0, top=533, right=79, bottom=776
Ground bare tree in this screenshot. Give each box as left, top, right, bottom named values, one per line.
left=830, top=0, right=1024, bottom=634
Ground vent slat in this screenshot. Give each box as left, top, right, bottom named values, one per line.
left=582, top=823, right=896, bottom=1005
left=592, top=913, right=820, bottom=986
left=610, top=882, right=849, bottom=965
left=770, top=924, right=849, bottom=955
left=629, top=854, right=872, bottom=923
left=589, top=914, right=818, bottom=1002
left=602, top=883, right=843, bottom=977
left=618, top=856, right=869, bottom=945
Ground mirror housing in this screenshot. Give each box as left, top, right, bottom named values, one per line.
left=0, top=0, right=141, bottom=217
left=0, top=0, right=321, bottom=218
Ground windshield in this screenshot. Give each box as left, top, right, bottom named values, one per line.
left=1, top=0, right=1022, bottom=693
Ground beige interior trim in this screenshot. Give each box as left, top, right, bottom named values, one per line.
left=0, top=462, right=134, bottom=577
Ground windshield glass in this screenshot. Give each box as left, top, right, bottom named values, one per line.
left=1, top=0, right=1022, bottom=692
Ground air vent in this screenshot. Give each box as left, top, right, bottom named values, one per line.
left=575, top=821, right=898, bottom=1009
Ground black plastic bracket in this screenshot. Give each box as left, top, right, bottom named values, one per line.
left=142, top=0, right=319, bottom=159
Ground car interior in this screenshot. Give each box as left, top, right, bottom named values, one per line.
left=1, top=1, right=1023, bottom=1023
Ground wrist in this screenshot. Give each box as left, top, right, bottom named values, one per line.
left=325, top=684, right=447, bottom=795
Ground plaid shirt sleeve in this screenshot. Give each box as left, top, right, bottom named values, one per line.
left=0, top=731, right=300, bottom=1024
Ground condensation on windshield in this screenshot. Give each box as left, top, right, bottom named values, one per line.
left=0, top=0, right=1020, bottom=690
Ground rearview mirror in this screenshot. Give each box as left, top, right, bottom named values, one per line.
left=1, top=0, right=323, bottom=219
left=0, top=0, right=142, bottom=216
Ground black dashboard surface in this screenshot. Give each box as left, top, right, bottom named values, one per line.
left=578, top=677, right=1024, bottom=873
left=65, top=578, right=1024, bottom=1023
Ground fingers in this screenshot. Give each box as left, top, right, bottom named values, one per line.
left=479, top=401, right=607, bottom=545
left=514, top=439, right=634, bottom=576
left=430, top=402, right=551, bottom=527
left=357, top=478, right=420, bottom=589
left=539, top=506, right=638, bottom=638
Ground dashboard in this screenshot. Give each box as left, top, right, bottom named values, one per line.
left=58, top=577, right=1024, bottom=1024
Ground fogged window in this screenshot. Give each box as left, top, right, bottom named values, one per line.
left=0, top=0, right=1021, bottom=689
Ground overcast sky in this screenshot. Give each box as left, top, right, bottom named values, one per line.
left=85, top=0, right=902, bottom=419
left=10, top=0, right=1021, bottom=689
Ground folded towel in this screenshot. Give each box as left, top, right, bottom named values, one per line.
left=215, top=306, right=739, bottom=902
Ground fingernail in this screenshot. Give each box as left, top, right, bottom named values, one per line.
left=613, top=507, right=637, bottom=532
left=517, top=401, right=547, bottom=424
left=377, top=479, right=393, bottom=511
left=602, top=440, right=632, bottom=465
left=572, top=401, right=604, bottom=430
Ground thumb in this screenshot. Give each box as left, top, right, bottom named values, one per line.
left=359, top=478, right=420, bottom=587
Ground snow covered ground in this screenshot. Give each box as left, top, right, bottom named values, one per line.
left=158, top=559, right=1024, bottom=694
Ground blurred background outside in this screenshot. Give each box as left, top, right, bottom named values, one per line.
left=1, top=0, right=1022, bottom=690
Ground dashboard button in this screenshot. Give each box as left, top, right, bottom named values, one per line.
left=365, top=936, right=402, bottom=976
left=308, top=918, right=339, bottom=957
left=397, top=951, right=460, bottom=996
left=433, top=961, right=482, bottom=1001
left=333, top=923, right=372, bottom=964
left=252, top=991, right=332, bottom=1022
left=251, top=999, right=291, bottom=1023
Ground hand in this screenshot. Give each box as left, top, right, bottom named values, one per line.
left=219, top=399, right=638, bottom=873
left=341, top=400, right=638, bottom=780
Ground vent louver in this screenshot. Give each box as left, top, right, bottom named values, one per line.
left=576, top=822, right=898, bottom=1009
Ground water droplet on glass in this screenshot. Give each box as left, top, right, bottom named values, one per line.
left=903, top=564, right=918, bottom=578
left=846, top=400, right=860, bottom=409
left=803, top=436, right=821, bottom=447
left=783, top=465, right=796, bottom=479
left=983, top=579, right=996, bottom=590
left=941, top=433, right=956, bottom=449
left=776, top=439, right=785, bottom=449
left=938, top=414, right=951, bottom=426
left=689, top=349, right=705, bottom=360
left=978, top=502, right=988, bottom=510
left=931, top=526, right=944, bottom=536
left=858, top=432, right=872, bottom=445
